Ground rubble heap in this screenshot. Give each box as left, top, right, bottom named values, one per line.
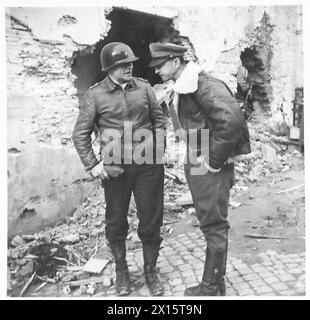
left=7, top=117, right=303, bottom=297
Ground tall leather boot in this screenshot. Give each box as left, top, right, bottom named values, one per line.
left=109, top=241, right=131, bottom=296
left=184, top=247, right=226, bottom=296
left=142, top=243, right=164, bottom=296
left=219, top=245, right=228, bottom=296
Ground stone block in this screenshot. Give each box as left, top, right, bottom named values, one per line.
left=254, top=286, right=273, bottom=294
left=264, top=277, right=280, bottom=284
left=8, top=144, right=99, bottom=237
left=271, top=283, right=289, bottom=291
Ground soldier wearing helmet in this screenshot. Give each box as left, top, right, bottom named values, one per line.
left=72, top=42, right=168, bottom=296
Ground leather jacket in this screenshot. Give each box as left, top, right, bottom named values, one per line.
left=173, top=63, right=251, bottom=169
left=72, top=76, right=168, bottom=170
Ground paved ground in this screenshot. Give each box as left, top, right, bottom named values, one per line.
left=85, top=231, right=305, bottom=297
left=26, top=166, right=305, bottom=298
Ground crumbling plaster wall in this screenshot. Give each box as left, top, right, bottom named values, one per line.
left=6, top=7, right=112, bottom=145
left=268, top=5, right=303, bottom=128
left=175, top=5, right=303, bottom=128
left=6, top=7, right=110, bottom=237
left=8, top=7, right=109, bottom=45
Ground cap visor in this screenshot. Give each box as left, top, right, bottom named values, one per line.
left=148, top=57, right=170, bottom=68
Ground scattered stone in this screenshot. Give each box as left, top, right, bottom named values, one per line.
left=164, top=201, right=182, bottom=211
left=102, top=276, right=112, bottom=287
left=62, top=274, right=76, bottom=283
left=86, top=282, right=97, bottom=295
left=21, top=235, right=36, bottom=242
left=11, top=236, right=25, bottom=247
left=176, top=191, right=193, bottom=206
left=63, top=285, right=71, bottom=295
left=39, top=233, right=52, bottom=243
left=91, top=228, right=105, bottom=238
left=11, top=247, right=27, bottom=259
left=15, top=259, right=28, bottom=266
left=56, top=234, right=80, bottom=244
left=78, top=284, right=87, bottom=294
left=291, top=150, right=302, bottom=158
left=229, top=200, right=242, bottom=208
left=65, top=276, right=106, bottom=287
left=17, top=260, right=34, bottom=278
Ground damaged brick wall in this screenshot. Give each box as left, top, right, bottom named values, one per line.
left=269, top=6, right=303, bottom=131
left=6, top=10, right=111, bottom=237
left=6, top=15, right=78, bottom=146
left=175, top=5, right=303, bottom=130
left=6, top=7, right=111, bottom=146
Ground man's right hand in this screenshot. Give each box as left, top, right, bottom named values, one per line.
left=90, top=162, right=124, bottom=180
left=104, top=165, right=125, bottom=178
left=90, top=162, right=108, bottom=180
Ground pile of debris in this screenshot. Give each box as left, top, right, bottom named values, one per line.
left=7, top=190, right=114, bottom=297
left=162, top=119, right=304, bottom=210
left=234, top=121, right=303, bottom=184
left=7, top=172, right=190, bottom=297
left=7, top=119, right=303, bottom=297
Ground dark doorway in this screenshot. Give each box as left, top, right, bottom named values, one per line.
left=71, top=7, right=178, bottom=97
left=238, top=46, right=273, bottom=112
left=236, top=12, right=274, bottom=114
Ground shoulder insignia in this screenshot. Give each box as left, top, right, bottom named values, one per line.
left=88, top=81, right=102, bottom=90
left=136, top=77, right=149, bottom=84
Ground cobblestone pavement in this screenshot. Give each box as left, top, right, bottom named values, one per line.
left=91, top=231, right=305, bottom=297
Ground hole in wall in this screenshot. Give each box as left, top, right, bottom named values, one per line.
left=19, top=208, right=37, bottom=219
left=71, top=7, right=197, bottom=98
left=235, top=12, right=274, bottom=115
left=8, top=147, right=21, bottom=153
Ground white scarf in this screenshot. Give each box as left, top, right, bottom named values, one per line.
left=172, top=61, right=203, bottom=94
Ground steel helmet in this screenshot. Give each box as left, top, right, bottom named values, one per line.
left=100, top=42, right=139, bottom=71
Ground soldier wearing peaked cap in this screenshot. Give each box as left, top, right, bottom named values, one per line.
left=72, top=42, right=168, bottom=297
left=149, top=42, right=251, bottom=296
left=149, top=42, right=187, bottom=68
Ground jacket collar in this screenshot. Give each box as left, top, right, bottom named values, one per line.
left=104, top=75, right=136, bottom=91
left=172, top=61, right=203, bottom=94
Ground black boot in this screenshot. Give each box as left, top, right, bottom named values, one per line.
left=142, top=243, right=164, bottom=296
left=109, top=241, right=131, bottom=296
left=218, top=246, right=227, bottom=296
left=219, top=277, right=226, bottom=296
left=218, top=237, right=228, bottom=296
left=184, top=247, right=226, bottom=296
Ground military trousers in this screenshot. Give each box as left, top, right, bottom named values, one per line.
left=184, top=162, right=235, bottom=251
left=103, top=164, right=164, bottom=245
